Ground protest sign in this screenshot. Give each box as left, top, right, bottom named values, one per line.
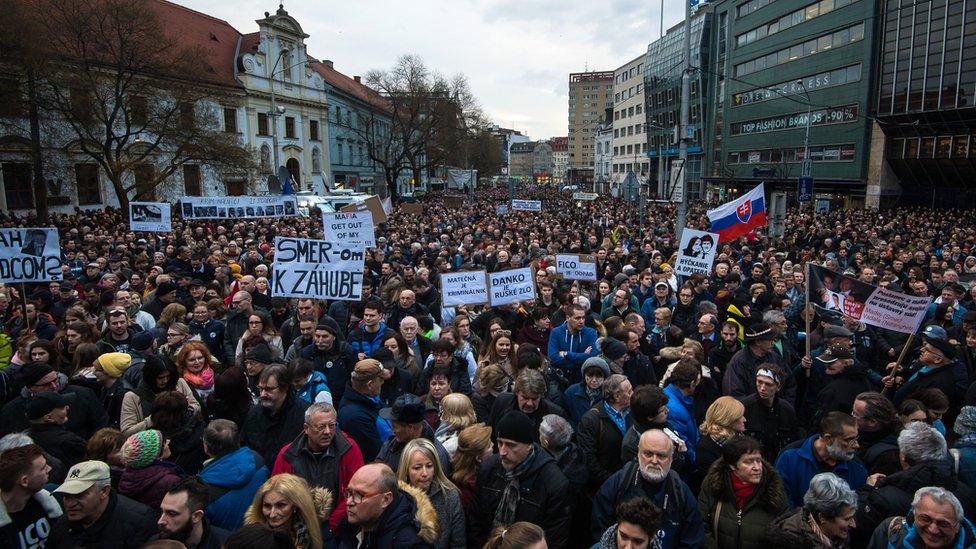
left=555, top=254, right=597, bottom=281
left=674, top=229, right=719, bottom=277
left=271, top=237, right=365, bottom=301
left=573, top=192, right=598, bottom=201
left=180, top=196, right=298, bottom=220
left=807, top=264, right=930, bottom=334
left=443, top=195, right=465, bottom=209
left=488, top=267, right=536, bottom=307
left=322, top=211, right=376, bottom=248
left=340, top=195, right=388, bottom=224
left=495, top=204, right=509, bottom=215
left=129, top=202, right=172, bottom=232
left=400, top=203, right=423, bottom=215
left=511, top=199, right=542, bottom=212
left=441, top=270, right=489, bottom=306
left=0, top=228, right=61, bottom=283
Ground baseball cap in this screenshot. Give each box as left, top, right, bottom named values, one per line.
left=352, top=359, right=383, bottom=382
left=25, top=392, right=75, bottom=420
left=54, top=461, right=111, bottom=495
left=379, top=394, right=425, bottom=424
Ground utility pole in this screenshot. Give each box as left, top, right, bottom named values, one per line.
left=675, top=0, right=692, bottom=235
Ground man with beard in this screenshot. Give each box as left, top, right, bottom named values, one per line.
left=774, top=412, right=869, bottom=508
left=154, top=478, right=228, bottom=549
left=241, top=364, right=309, bottom=467
left=467, top=410, right=571, bottom=548
left=591, top=429, right=703, bottom=547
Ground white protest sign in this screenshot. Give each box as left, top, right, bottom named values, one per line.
left=862, top=287, right=931, bottom=334
left=129, top=202, right=172, bottom=232
left=441, top=270, right=489, bottom=306
left=555, top=254, right=597, bottom=281
left=488, top=267, right=536, bottom=307
left=573, top=192, right=598, bottom=201
left=511, top=199, right=542, bottom=212
left=180, top=195, right=298, bottom=219
left=271, top=237, right=365, bottom=301
left=674, top=229, right=719, bottom=277
left=322, top=211, right=376, bottom=248
left=0, top=228, right=62, bottom=283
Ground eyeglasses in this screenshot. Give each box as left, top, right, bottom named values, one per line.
left=248, top=320, right=263, bottom=325
left=257, top=385, right=280, bottom=393
left=167, top=332, right=183, bottom=338
left=915, top=514, right=957, bottom=531
left=343, top=488, right=387, bottom=505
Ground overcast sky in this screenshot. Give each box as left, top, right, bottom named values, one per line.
left=177, top=0, right=686, bottom=140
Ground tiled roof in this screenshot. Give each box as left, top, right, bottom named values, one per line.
left=149, top=0, right=243, bottom=88
left=309, top=60, right=390, bottom=113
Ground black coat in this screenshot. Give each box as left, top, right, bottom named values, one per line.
left=488, top=392, right=565, bottom=443
left=0, top=383, right=108, bottom=439
left=27, top=423, right=86, bottom=471
left=467, top=445, right=571, bottom=548
left=741, top=393, right=801, bottom=463
left=577, top=404, right=631, bottom=491
left=336, top=488, right=435, bottom=549
left=48, top=491, right=157, bottom=549
left=240, top=392, right=309, bottom=467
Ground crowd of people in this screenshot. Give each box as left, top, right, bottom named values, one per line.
left=0, top=186, right=975, bottom=549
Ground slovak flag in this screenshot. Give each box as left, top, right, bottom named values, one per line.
left=706, top=183, right=767, bottom=242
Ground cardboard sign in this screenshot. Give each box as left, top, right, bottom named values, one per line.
left=444, top=195, right=464, bottom=209
left=0, top=228, right=62, bottom=283
left=130, top=202, right=172, bottom=232
left=271, top=237, right=366, bottom=301
left=511, top=199, right=542, bottom=212
left=555, top=254, right=597, bottom=281
left=441, top=270, right=489, bottom=306
left=674, top=229, right=719, bottom=277
left=180, top=196, right=297, bottom=219
left=322, top=211, right=376, bottom=248
left=488, top=267, right=536, bottom=307
left=400, top=203, right=423, bottom=215
left=340, top=195, right=388, bottom=224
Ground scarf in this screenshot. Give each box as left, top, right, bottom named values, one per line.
left=183, top=367, right=215, bottom=390
left=730, top=471, right=757, bottom=509
left=493, top=447, right=536, bottom=527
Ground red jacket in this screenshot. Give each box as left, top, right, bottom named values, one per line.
left=272, top=430, right=364, bottom=532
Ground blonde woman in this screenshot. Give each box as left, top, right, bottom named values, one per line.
left=397, top=438, right=465, bottom=549
left=693, top=396, right=747, bottom=492
left=450, top=423, right=492, bottom=509
left=244, top=473, right=333, bottom=549
left=434, top=393, right=477, bottom=458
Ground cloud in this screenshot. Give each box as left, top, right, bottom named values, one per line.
left=171, top=0, right=685, bottom=139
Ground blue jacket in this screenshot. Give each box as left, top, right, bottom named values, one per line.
left=955, top=438, right=976, bottom=488
left=198, top=447, right=269, bottom=531
left=337, top=388, right=385, bottom=462
left=347, top=322, right=395, bottom=358
left=563, top=382, right=601, bottom=428
left=188, top=318, right=225, bottom=363
left=294, top=370, right=331, bottom=405
left=591, top=462, right=703, bottom=548
left=664, top=383, right=699, bottom=464
left=774, top=434, right=868, bottom=508
left=547, top=323, right=598, bottom=376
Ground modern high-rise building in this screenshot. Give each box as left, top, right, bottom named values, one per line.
left=568, top=71, right=614, bottom=170
left=611, top=55, right=649, bottom=187
left=871, top=0, right=976, bottom=207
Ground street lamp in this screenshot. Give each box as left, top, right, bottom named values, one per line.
left=797, top=79, right=813, bottom=203
left=269, top=48, right=290, bottom=180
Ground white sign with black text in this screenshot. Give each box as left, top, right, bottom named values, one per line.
left=488, top=267, right=536, bottom=307
left=441, top=270, right=489, bottom=306
left=271, top=237, right=365, bottom=301
left=511, top=199, right=542, bottom=212
left=674, top=229, right=719, bottom=277
left=322, top=211, right=375, bottom=248
left=129, top=202, right=172, bottom=232
left=0, top=228, right=62, bottom=283
left=555, top=254, right=597, bottom=281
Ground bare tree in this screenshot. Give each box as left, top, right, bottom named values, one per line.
left=4, top=0, right=256, bottom=212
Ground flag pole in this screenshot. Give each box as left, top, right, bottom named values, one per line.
left=882, top=333, right=915, bottom=397
left=804, top=262, right=811, bottom=378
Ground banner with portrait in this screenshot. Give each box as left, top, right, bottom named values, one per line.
left=674, top=229, right=719, bottom=277
left=807, top=264, right=930, bottom=334
left=129, top=202, right=172, bottom=232
left=0, top=228, right=62, bottom=283
left=180, top=196, right=298, bottom=220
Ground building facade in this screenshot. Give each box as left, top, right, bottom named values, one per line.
left=568, top=71, right=614, bottom=171
left=490, top=127, right=531, bottom=176
left=644, top=14, right=711, bottom=200
left=594, top=121, right=613, bottom=194
left=703, top=0, right=877, bottom=206
left=533, top=141, right=554, bottom=182
left=611, top=55, right=649, bottom=186
left=871, top=0, right=976, bottom=207
left=549, top=137, right=569, bottom=183
left=508, top=141, right=536, bottom=179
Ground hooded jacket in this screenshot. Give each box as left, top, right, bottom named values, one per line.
left=468, top=444, right=571, bottom=548
left=118, top=460, right=183, bottom=510
left=0, top=488, right=62, bottom=549
left=337, top=387, right=385, bottom=462
left=272, top=430, right=365, bottom=532
left=854, top=458, right=976, bottom=546
left=198, top=447, right=269, bottom=531
left=347, top=322, right=396, bottom=359
left=697, top=459, right=788, bottom=549
left=548, top=322, right=599, bottom=380
left=336, top=481, right=438, bottom=549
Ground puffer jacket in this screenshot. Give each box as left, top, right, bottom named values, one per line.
left=336, top=481, right=437, bottom=548
left=199, top=447, right=269, bottom=531
left=118, top=460, right=183, bottom=510
left=698, top=460, right=788, bottom=549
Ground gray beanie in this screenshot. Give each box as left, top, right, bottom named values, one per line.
left=581, top=356, right=611, bottom=378
left=955, top=406, right=976, bottom=436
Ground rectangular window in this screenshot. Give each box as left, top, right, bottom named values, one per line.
left=310, top=120, right=319, bottom=141
left=179, top=103, right=194, bottom=130
left=183, top=165, right=201, bottom=196
left=70, top=88, right=93, bottom=122
left=130, top=96, right=147, bottom=127
left=134, top=164, right=156, bottom=201
left=223, top=107, right=237, bottom=133
left=2, top=163, right=32, bottom=209
left=0, top=79, right=22, bottom=117
left=74, top=164, right=101, bottom=205
left=735, top=23, right=865, bottom=76
left=257, top=113, right=269, bottom=136
left=285, top=116, right=295, bottom=139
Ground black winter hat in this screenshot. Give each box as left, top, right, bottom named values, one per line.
left=602, top=338, right=628, bottom=362
left=316, top=316, right=341, bottom=337
left=21, top=362, right=55, bottom=387
left=496, top=411, right=535, bottom=444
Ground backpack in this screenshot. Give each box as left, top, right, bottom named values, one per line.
left=614, top=460, right=686, bottom=514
